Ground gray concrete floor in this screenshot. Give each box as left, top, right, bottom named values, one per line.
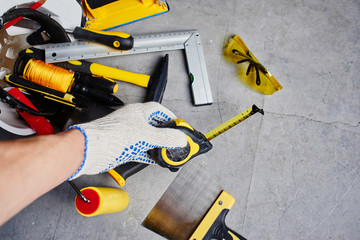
left=1, top=0, right=360, bottom=239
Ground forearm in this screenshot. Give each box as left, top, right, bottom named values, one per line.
left=0, top=102, right=187, bottom=226
left=0, top=129, right=84, bottom=225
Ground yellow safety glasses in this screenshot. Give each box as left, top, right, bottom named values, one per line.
left=224, top=35, right=282, bottom=95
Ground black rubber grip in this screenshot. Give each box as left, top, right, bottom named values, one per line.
left=146, top=54, right=169, bottom=102
left=203, top=209, right=247, bottom=240
left=19, top=48, right=46, bottom=61
left=73, top=27, right=134, bottom=50
left=78, top=74, right=117, bottom=94
left=71, top=81, right=123, bottom=106
left=113, top=162, right=149, bottom=181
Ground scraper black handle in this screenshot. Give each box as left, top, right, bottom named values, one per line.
left=205, top=209, right=247, bottom=240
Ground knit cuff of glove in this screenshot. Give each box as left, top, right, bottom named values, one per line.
left=67, top=126, right=89, bottom=180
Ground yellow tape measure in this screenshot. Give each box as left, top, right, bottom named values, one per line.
left=150, top=104, right=264, bottom=171
left=205, top=105, right=264, bottom=140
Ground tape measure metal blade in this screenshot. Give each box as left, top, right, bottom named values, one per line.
left=205, top=105, right=264, bottom=140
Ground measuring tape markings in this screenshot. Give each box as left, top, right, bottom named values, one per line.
left=205, top=105, right=264, bottom=141
left=45, top=30, right=196, bottom=63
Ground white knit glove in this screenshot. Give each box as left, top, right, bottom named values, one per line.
left=67, top=102, right=187, bottom=180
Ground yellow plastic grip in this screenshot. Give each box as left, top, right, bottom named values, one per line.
left=160, top=135, right=200, bottom=167
left=107, top=169, right=126, bottom=187
left=228, top=231, right=241, bottom=240
left=174, top=118, right=194, bottom=131
left=190, top=191, right=235, bottom=240
left=89, top=63, right=150, bottom=87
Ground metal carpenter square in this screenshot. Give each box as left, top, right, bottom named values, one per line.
left=44, top=30, right=213, bottom=106
left=184, top=32, right=212, bottom=106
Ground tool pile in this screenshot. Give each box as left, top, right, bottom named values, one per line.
left=0, top=1, right=282, bottom=239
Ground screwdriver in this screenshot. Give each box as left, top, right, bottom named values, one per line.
left=71, top=27, right=134, bottom=50
left=71, top=80, right=124, bottom=106
left=148, top=105, right=264, bottom=171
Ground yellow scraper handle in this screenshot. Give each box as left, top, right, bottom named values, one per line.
left=190, top=191, right=247, bottom=240
left=67, top=60, right=151, bottom=88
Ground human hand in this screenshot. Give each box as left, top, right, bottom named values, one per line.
left=68, top=102, right=187, bottom=180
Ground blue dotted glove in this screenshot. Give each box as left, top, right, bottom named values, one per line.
left=68, top=102, right=187, bottom=180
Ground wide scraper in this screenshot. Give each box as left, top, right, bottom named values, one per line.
left=143, top=160, right=246, bottom=240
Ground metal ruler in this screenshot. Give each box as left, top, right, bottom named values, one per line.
left=45, top=30, right=213, bottom=106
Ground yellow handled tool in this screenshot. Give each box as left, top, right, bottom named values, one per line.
left=190, top=191, right=246, bottom=240
left=20, top=48, right=150, bottom=88
left=149, top=105, right=264, bottom=171
left=62, top=60, right=150, bottom=88
left=149, top=118, right=213, bottom=171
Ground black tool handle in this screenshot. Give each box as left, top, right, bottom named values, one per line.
left=73, top=27, right=134, bottom=50
left=111, top=54, right=169, bottom=183
left=72, top=82, right=123, bottom=106
left=205, top=209, right=247, bottom=240
left=114, top=162, right=149, bottom=180
left=146, top=54, right=169, bottom=102
left=78, top=74, right=118, bottom=94
left=19, top=48, right=46, bottom=61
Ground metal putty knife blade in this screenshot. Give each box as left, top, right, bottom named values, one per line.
left=142, top=160, right=222, bottom=240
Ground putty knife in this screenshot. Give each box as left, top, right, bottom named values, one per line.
left=142, top=160, right=247, bottom=240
